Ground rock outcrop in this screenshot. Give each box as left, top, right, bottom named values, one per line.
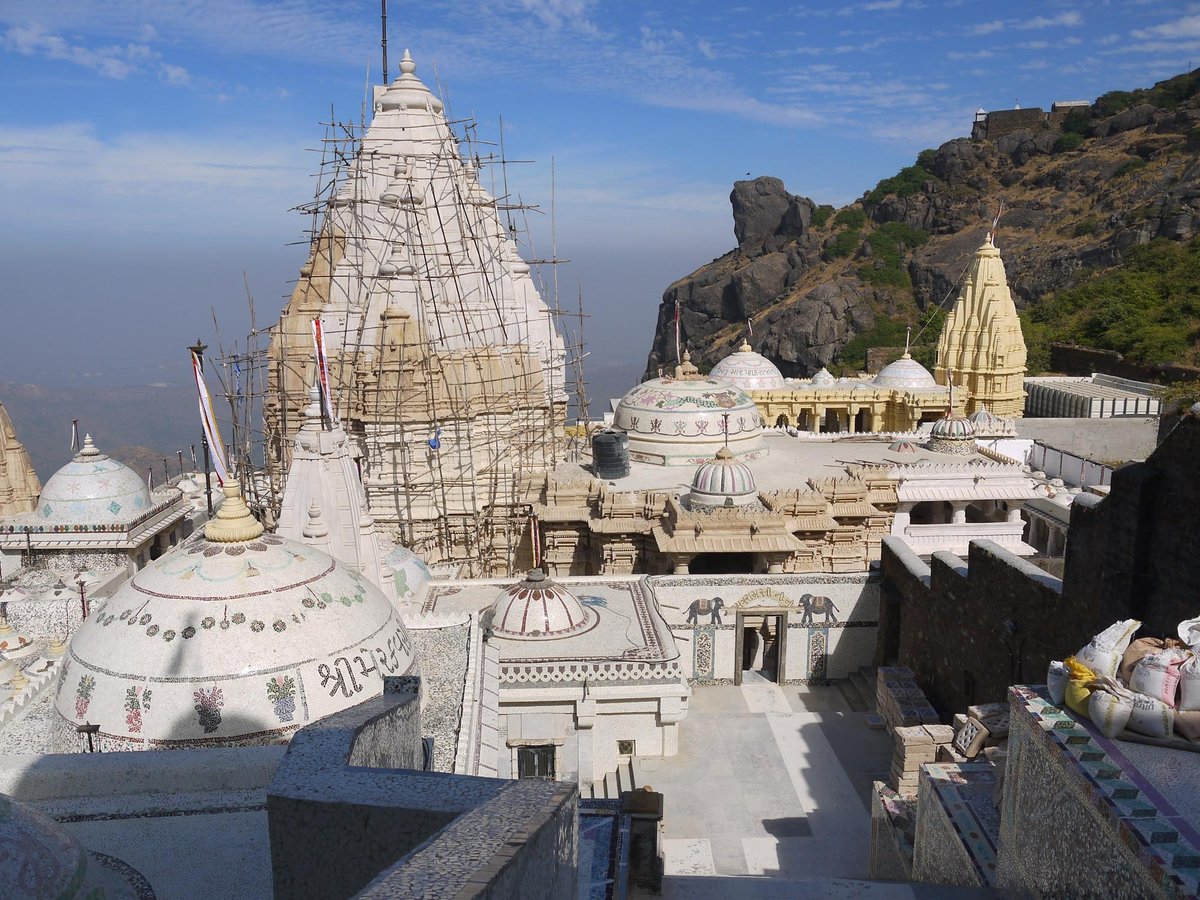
left=645, top=69, right=1200, bottom=379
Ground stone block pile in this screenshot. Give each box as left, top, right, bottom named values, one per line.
left=890, top=724, right=955, bottom=797
left=875, top=666, right=940, bottom=730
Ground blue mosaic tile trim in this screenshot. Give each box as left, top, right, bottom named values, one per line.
left=1012, top=686, right=1200, bottom=898
left=922, top=763, right=999, bottom=886
left=579, top=799, right=629, bottom=900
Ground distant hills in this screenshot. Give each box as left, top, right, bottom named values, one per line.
left=1, top=382, right=197, bottom=482
left=646, top=70, right=1200, bottom=381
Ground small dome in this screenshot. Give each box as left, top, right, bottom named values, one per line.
left=55, top=479, right=418, bottom=750
left=0, top=793, right=146, bottom=899
left=810, top=368, right=836, bottom=386
left=385, top=544, right=432, bottom=603
left=887, top=440, right=919, bottom=453
left=709, top=342, right=785, bottom=391
left=967, top=404, right=1015, bottom=437
left=490, top=569, right=595, bottom=640
left=873, top=354, right=938, bottom=390
left=928, top=411, right=977, bottom=455
left=378, top=50, right=444, bottom=113
left=689, top=448, right=758, bottom=507
left=613, top=356, right=765, bottom=466
left=37, top=435, right=151, bottom=525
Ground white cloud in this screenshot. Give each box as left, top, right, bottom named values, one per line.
left=864, top=0, right=904, bottom=10
left=2, top=22, right=189, bottom=84
left=1133, top=14, right=1200, bottom=39
left=697, top=38, right=716, bottom=60
left=971, top=11, right=1082, bottom=35
left=948, top=49, right=994, bottom=60
left=971, top=20, right=1006, bottom=35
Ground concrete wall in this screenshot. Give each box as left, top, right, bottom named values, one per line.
left=650, top=573, right=880, bottom=684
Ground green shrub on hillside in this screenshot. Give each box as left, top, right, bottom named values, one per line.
left=823, top=228, right=861, bottom=260
left=1054, top=131, right=1085, bottom=153
left=865, top=164, right=934, bottom=207
left=1115, top=158, right=1147, bottom=177
left=834, top=208, right=866, bottom=229
left=837, top=306, right=945, bottom=371
left=1027, top=237, right=1200, bottom=367
left=855, top=222, right=930, bottom=288
left=811, top=204, right=835, bottom=228
left=1096, top=71, right=1200, bottom=117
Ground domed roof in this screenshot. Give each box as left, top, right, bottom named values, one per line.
left=385, top=544, right=432, bottom=603
left=613, top=352, right=765, bottom=466
left=873, top=354, right=938, bottom=390
left=377, top=50, right=444, bottom=113
left=689, top=448, right=758, bottom=507
left=887, top=440, right=919, bottom=454
left=490, top=569, right=595, bottom=640
left=37, top=435, right=151, bottom=525
left=928, top=411, right=977, bottom=455
left=966, top=404, right=1015, bottom=437
left=811, top=367, right=836, bottom=386
left=55, top=480, right=418, bottom=750
left=0, top=793, right=147, bottom=899
left=710, top=342, right=785, bottom=391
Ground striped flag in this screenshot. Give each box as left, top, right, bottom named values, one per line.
left=191, top=350, right=230, bottom=484
left=70, top=419, right=79, bottom=452
left=530, top=514, right=542, bottom=569
left=233, top=361, right=243, bottom=398
left=311, top=318, right=338, bottom=424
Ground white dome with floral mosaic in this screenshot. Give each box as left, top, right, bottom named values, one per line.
left=928, top=411, right=978, bottom=455
left=873, top=354, right=938, bottom=391
left=613, top=351, right=765, bottom=466
left=54, top=480, right=418, bottom=751
left=36, top=436, right=150, bottom=525
left=710, top=342, right=786, bottom=392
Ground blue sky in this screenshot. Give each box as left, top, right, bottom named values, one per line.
left=0, top=1, right=1194, bottom=402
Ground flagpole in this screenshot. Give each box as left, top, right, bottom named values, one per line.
left=189, top=339, right=214, bottom=516
left=674, top=300, right=681, bottom=367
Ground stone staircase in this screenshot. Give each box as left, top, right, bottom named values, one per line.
left=836, top=665, right=878, bottom=713
left=587, top=757, right=639, bottom=800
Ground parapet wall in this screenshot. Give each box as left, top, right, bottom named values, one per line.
left=879, top=537, right=1084, bottom=717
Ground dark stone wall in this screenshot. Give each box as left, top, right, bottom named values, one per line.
left=1063, top=413, right=1200, bottom=636
left=1049, top=342, right=1200, bottom=385
left=983, top=108, right=1047, bottom=138
left=880, top=412, right=1200, bottom=715
left=881, top=537, right=1091, bottom=718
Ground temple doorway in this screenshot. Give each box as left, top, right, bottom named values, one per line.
left=734, top=611, right=788, bottom=685
left=689, top=552, right=755, bottom=575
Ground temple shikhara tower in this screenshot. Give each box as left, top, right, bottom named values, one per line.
left=934, top=236, right=1028, bottom=417
left=265, top=51, right=567, bottom=576
left=0, top=399, right=40, bottom=517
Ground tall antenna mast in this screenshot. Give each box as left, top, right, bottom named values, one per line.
left=381, top=0, right=389, bottom=85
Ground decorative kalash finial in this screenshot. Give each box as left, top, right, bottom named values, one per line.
left=205, top=478, right=265, bottom=543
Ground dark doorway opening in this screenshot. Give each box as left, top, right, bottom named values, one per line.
left=689, top=552, right=754, bottom=575
left=734, top=611, right=788, bottom=685
left=516, top=745, right=555, bottom=780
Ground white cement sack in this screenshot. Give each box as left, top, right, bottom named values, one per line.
left=1047, top=660, right=1069, bottom=705
left=1131, top=649, right=1192, bottom=707
left=1126, top=692, right=1175, bottom=740
left=1076, top=619, right=1141, bottom=678
left=1178, top=616, right=1200, bottom=651
left=1089, top=687, right=1134, bottom=739
left=1180, top=655, right=1200, bottom=712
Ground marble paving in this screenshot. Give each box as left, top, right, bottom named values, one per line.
left=637, top=679, right=894, bottom=894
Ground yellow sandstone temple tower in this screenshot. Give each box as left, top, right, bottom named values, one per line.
left=0, top=398, right=40, bottom=517
left=935, top=235, right=1027, bottom=417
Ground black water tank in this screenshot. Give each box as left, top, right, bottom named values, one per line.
left=592, top=430, right=630, bottom=479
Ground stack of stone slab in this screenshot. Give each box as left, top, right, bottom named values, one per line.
left=946, top=702, right=1009, bottom=762
left=891, top=724, right=955, bottom=797
left=875, top=666, right=940, bottom=730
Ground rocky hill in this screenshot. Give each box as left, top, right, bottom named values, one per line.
left=644, top=70, right=1200, bottom=380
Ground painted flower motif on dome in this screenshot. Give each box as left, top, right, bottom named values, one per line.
left=74, top=675, right=95, bottom=720
left=625, top=386, right=743, bottom=411
left=125, top=686, right=151, bottom=733
left=266, top=676, right=297, bottom=723
left=194, top=686, right=224, bottom=733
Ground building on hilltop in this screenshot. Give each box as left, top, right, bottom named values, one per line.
left=934, top=236, right=1028, bottom=417
left=264, top=50, right=567, bottom=578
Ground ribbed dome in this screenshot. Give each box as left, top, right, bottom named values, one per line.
left=37, top=436, right=150, bottom=525
left=873, top=354, right=938, bottom=390
left=490, top=569, right=595, bottom=640
left=710, top=342, right=786, bottom=391
left=689, top=448, right=758, bottom=507
left=928, top=412, right=977, bottom=455
left=810, top=367, right=836, bottom=386
left=887, top=440, right=919, bottom=454
left=966, top=404, right=1014, bottom=437
left=613, top=352, right=765, bottom=466
left=55, top=480, right=418, bottom=750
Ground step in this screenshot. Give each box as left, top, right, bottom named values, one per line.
left=837, top=678, right=868, bottom=712
left=603, top=769, right=618, bottom=799
left=850, top=667, right=877, bottom=713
